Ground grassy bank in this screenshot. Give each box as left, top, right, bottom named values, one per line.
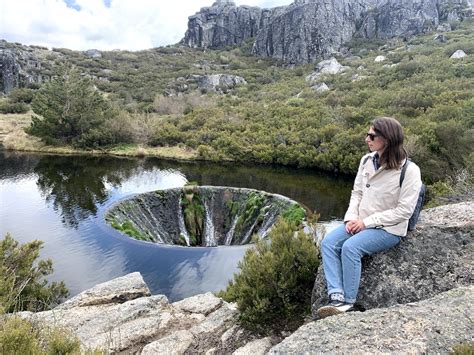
left=0, top=113, right=199, bottom=161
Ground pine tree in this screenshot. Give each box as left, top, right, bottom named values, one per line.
left=27, top=65, right=112, bottom=146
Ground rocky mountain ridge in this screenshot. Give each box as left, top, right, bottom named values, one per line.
left=184, top=0, right=473, bottom=63
left=1, top=0, right=472, bottom=94
left=17, top=200, right=473, bottom=353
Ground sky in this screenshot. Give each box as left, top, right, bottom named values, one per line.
left=0, top=0, right=292, bottom=51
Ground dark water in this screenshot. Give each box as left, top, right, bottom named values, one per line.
left=0, top=151, right=352, bottom=301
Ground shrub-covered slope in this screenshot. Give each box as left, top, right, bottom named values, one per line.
left=1, top=20, right=473, bottom=182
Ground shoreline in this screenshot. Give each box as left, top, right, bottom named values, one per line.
left=1, top=143, right=202, bottom=162
left=0, top=112, right=202, bottom=162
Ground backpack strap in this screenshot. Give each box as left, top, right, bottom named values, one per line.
left=399, top=159, right=410, bottom=187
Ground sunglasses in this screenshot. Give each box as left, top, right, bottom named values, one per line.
left=366, top=133, right=381, bottom=141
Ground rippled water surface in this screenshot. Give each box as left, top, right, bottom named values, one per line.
left=0, top=151, right=351, bottom=301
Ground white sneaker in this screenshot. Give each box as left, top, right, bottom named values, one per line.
left=316, top=301, right=354, bottom=319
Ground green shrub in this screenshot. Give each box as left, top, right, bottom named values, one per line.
left=0, top=101, right=29, bottom=114
left=9, top=88, right=35, bottom=104
left=451, top=342, right=474, bottom=355
left=0, top=316, right=80, bottom=354
left=44, top=326, right=82, bottom=354
left=0, top=234, right=69, bottom=313
left=181, top=190, right=205, bottom=246
left=110, top=219, right=152, bottom=242
left=282, top=204, right=306, bottom=228
left=218, top=219, right=319, bottom=333
left=0, top=316, right=39, bottom=354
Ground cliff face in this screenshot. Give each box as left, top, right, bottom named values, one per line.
left=183, top=0, right=473, bottom=64
left=0, top=49, right=21, bottom=94
left=182, top=1, right=266, bottom=49
left=0, top=41, right=56, bottom=94
left=357, top=0, right=473, bottom=39
left=252, top=0, right=367, bottom=64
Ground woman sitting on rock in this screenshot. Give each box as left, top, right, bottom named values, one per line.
left=316, top=116, right=422, bottom=319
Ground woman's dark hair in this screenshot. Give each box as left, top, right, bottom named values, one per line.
left=371, top=117, right=407, bottom=170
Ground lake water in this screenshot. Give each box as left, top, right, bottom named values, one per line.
left=0, top=151, right=352, bottom=301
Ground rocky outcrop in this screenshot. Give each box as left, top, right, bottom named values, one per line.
left=271, top=286, right=474, bottom=353
left=358, top=0, right=440, bottom=39
left=358, top=0, right=472, bottom=40
left=0, top=41, right=58, bottom=94
left=451, top=49, right=467, bottom=58
left=183, top=0, right=473, bottom=64
left=305, top=57, right=350, bottom=85
left=19, top=273, right=243, bottom=353
left=84, top=49, right=102, bottom=58
left=182, top=1, right=266, bottom=49
left=252, top=0, right=367, bottom=64
left=0, top=48, right=21, bottom=95
left=58, top=272, right=150, bottom=309
left=191, top=74, right=247, bottom=92
left=312, top=201, right=473, bottom=314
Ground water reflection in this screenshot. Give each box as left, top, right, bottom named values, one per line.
left=1, top=151, right=352, bottom=300
left=34, top=155, right=140, bottom=227
left=6, top=153, right=352, bottom=229
left=166, top=246, right=250, bottom=300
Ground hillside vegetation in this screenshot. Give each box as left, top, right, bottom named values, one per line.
left=2, top=20, right=473, bottom=187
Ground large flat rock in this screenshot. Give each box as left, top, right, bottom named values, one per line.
left=272, top=286, right=474, bottom=353
left=58, top=272, right=150, bottom=309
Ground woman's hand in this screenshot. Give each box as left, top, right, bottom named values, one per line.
left=345, top=220, right=366, bottom=235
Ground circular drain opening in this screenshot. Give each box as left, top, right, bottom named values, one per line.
left=105, top=186, right=305, bottom=247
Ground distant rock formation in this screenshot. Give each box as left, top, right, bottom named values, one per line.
left=84, top=49, right=102, bottom=58
left=183, top=0, right=474, bottom=64
left=312, top=201, right=473, bottom=314
left=451, top=49, right=467, bottom=58
left=305, top=57, right=350, bottom=85
left=0, top=41, right=56, bottom=94
left=193, top=73, right=247, bottom=92
left=0, top=48, right=21, bottom=94
left=252, top=0, right=367, bottom=64
left=182, top=1, right=266, bottom=48
left=358, top=0, right=440, bottom=39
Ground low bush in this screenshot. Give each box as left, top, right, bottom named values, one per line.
left=218, top=219, right=319, bottom=333
left=451, top=342, right=474, bottom=355
left=0, top=316, right=80, bottom=354
left=0, top=101, right=29, bottom=114
left=8, top=88, right=35, bottom=104
left=0, top=234, right=69, bottom=313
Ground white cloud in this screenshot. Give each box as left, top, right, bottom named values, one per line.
left=0, top=0, right=292, bottom=51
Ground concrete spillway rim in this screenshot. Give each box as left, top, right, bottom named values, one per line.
left=102, top=185, right=303, bottom=249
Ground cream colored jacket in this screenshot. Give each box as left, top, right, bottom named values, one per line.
left=344, top=152, right=422, bottom=237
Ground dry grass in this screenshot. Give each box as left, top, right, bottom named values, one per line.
left=108, top=144, right=199, bottom=160
left=0, top=112, right=32, bottom=142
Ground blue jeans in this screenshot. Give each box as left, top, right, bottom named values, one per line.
left=321, top=224, right=401, bottom=303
